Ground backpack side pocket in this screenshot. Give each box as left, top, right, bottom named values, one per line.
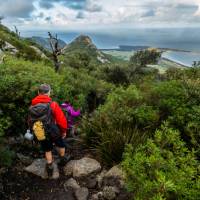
left=33, top=121, right=46, bottom=141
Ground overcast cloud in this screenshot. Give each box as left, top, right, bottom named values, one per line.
left=0, top=0, right=200, bottom=30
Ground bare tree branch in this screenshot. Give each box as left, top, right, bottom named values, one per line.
left=48, top=32, right=62, bottom=72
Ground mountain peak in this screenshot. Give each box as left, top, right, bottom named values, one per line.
left=63, top=34, right=110, bottom=64
left=74, top=35, right=93, bottom=45
left=64, top=34, right=97, bottom=52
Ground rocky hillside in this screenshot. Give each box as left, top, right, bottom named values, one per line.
left=62, top=35, right=112, bottom=64
left=0, top=24, right=50, bottom=61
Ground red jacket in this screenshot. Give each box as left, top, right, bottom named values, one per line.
left=31, top=95, right=67, bottom=136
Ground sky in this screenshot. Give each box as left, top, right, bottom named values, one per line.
left=1, top=0, right=200, bottom=31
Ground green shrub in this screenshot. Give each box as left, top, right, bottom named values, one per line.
left=150, top=79, right=200, bottom=154
left=82, top=85, right=159, bottom=165
left=100, top=64, right=129, bottom=85
left=0, top=56, right=62, bottom=134
left=122, top=123, right=200, bottom=200
left=60, top=67, right=114, bottom=112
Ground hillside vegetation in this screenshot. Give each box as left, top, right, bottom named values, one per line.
left=0, top=24, right=50, bottom=61
left=0, top=24, right=199, bottom=200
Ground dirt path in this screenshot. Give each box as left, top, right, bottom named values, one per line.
left=0, top=137, right=130, bottom=200
left=0, top=140, right=91, bottom=200
left=2, top=165, right=77, bottom=200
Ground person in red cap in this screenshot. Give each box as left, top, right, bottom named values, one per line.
left=29, top=84, right=68, bottom=179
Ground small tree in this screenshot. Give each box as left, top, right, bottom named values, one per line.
left=103, top=65, right=129, bottom=85
left=129, top=48, right=161, bottom=69
left=48, top=32, right=62, bottom=72
left=192, top=61, right=200, bottom=67
left=14, top=25, right=20, bottom=37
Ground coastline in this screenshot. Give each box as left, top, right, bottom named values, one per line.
left=101, top=46, right=192, bottom=53
left=160, top=57, right=188, bottom=68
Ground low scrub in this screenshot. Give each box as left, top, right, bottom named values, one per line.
left=122, top=123, right=200, bottom=200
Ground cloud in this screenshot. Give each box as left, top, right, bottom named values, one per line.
left=0, top=0, right=35, bottom=18
left=39, top=0, right=86, bottom=10
left=85, top=0, right=102, bottom=12
left=76, top=11, right=85, bottom=19
left=142, top=9, right=155, bottom=17
left=38, top=0, right=102, bottom=12
left=2, top=0, right=200, bottom=29
left=67, top=1, right=86, bottom=10
left=154, top=2, right=200, bottom=24
left=45, top=16, right=51, bottom=22
left=39, top=1, right=54, bottom=9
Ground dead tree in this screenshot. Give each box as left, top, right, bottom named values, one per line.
left=14, top=26, right=20, bottom=37
left=48, top=32, right=62, bottom=72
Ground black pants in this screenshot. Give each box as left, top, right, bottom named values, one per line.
left=40, top=137, right=65, bottom=152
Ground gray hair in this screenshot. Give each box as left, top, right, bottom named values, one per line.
left=38, top=84, right=51, bottom=94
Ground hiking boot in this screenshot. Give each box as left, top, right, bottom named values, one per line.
left=51, top=162, right=59, bottom=179
left=58, top=154, right=72, bottom=167
left=42, top=166, right=48, bottom=179
left=46, top=163, right=53, bottom=178
left=46, top=162, right=59, bottom=179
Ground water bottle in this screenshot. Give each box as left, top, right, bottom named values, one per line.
left=24, top=129, right=34, bottom=141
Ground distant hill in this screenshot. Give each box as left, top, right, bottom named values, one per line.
left=62, top=35, right=116, bottom=64
left=0, top=24, right=50, bottom=60
left=28, top=36, right=66, bottom=51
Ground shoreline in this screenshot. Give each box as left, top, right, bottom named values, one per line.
left=161, top=57, right=189, bottom=68
left=101, top=46, right=192, bottom=53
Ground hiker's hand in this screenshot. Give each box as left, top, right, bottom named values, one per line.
left=62, top=132, right=67, bottom=139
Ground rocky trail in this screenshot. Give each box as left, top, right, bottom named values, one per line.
left=0, top=136, right=131, bottom=200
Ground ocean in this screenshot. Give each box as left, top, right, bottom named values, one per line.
left=21, top=27, right=200, bottom=66
left=162, top=51, right=200, bottom=67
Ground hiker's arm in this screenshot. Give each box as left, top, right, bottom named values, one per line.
left=51, top=102, right=67, bottom=136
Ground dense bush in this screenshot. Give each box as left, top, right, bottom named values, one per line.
left=82, top=85, right=159, bottom=165
left=83, top=67, right=200, bottom=164
left=149, top=79, right=200, bottom=154
left=100, top=64, right=129, bottom=85
left=59, top=67, right=114, bottom=112
left=60, top=51, right=91, bottom=69
left=0, top=56, right=62, bottom=135
left=122, top=123, right=200, bottom=200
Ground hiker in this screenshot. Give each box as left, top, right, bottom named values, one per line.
left=28, top=84, right=68, bottom=179
left=61, top=99, right=81, bottom=137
